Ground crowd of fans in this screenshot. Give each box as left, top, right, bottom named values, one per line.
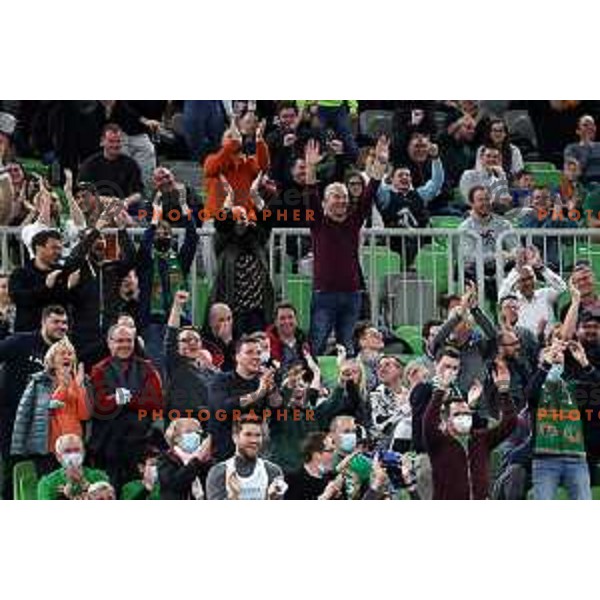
left=2, top=99, right=600, bottom=500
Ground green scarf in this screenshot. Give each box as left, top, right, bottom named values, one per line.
left=150, top=250, right=187, bottom=318
left=535, top=379, right=585, bottom=457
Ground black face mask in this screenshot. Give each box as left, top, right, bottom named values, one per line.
left=154, top=238, right=171, bottom=252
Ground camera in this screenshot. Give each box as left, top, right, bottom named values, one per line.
left=377, top=450, right=404, bottom=489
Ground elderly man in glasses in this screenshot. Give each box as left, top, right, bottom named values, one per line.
left=498, top=246, right=567, bottom=339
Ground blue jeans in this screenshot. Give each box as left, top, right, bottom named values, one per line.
left=532, top=457, right=591, bottom=500
left=310, top=291, right=362, bottom=356
left=182, top=101, right=226, bottom=161
left=318, top=105, right=359, bottom=161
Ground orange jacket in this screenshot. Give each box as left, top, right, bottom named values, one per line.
left=48, top=380, right=90, bottom=453
left=203, top=139, right=270, bottom=216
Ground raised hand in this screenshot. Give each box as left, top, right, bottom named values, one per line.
left=529, top=246, right=543, bottom=269
left=434, top=365, right=457, bottom=390
left=283, top=132, right=297, bottom=147
left=461, top=280, right=478, bottom=311
left=193, top=435, right=212, bottom=463
left=255, top=119, right=266, bottom=142
left=569, top=276, right=581, bottom=303
left=303, top=349, right=320, bottom=374
left=219, top=174, right=235, bottom=208
left=258, top=368, right=276, bottom=396
left=64, top=169, right=73, bottom=195
left=467, top=379, right=483, bottom=408
left=374, top=135, right=390, bottom=164
left=568, top=340, right=589, bottom=367
left=226, top=469, right=241, bottom=500
left=67, top=269, right=81, bottom=290
left=493, top=358, right=511, bottom=386
left=249, top=171, right=263, bottom=204
left=75, top=363, right=85, bottom=387
left=319, top=477, right=342, bottom=500
left=46, top=269, right=63, bottom=289
left=229, top=118, right=242, bottom=144
left=305, top=139, right=322, bottom=168
left=174, top=290, right=190, bottom=306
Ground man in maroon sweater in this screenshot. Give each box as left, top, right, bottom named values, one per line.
left=305, top=137, right=388, bottom=355
left=424, top=358, right=517, bottom=499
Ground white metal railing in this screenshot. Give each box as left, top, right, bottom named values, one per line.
left=269, top=227, right=485, bottom=330
left=0, top=225, right=486, bottom=331
left=495, top=228, right=600, bottom=291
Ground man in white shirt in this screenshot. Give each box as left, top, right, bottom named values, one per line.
left=498, top=249, right=567, bottom=337
left=205, top=416, right=286, bottom=500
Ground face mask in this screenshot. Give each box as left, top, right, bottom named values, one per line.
left=154, top=238, right=171, bottom=253
left=452, top=415, right=472, bottom=435
left=339, top=432, right=357, bottom=453
left=547, top=363, right=564, bottom=383
left=179, top=431, right=201, bottom=454
left=62, top=452, right=84, bottom=469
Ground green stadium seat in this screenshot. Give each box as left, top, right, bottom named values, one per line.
left=194, top=278, right=211, bottom=327
left=429, top=216, right=462, bottom=230
left=361, top=246, right=402, bottom=281
left=394, top=325, right=424, bottom=355
left=318, top=356, right=339, bottom=387
left=525, top=161, right=557, bottom=171
left=287, top=276, right=312, bottom=333
left=13, top=461, right=38, bottom=500
left=532, top=170, right=561, bottom=188
left=414, top=248, right=449, bottom=295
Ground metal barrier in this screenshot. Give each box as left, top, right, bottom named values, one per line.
left=0, top=225, right=218, bottom=329
left=495, top=228, right=600, bottom=292
left=1, top=224, right=485, bottom=333
left=269, top=227, right=485, bottom=332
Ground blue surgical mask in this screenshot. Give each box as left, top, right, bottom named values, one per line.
left=339, top=432, right=357, bottom=453
left=547, top=364, right=564, bottom=383
left=179, top=432, right=201, bottom=454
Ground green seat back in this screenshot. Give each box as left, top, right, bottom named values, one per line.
left=318, top=356, right=339, bottom=388
left=13, top=461, right=38, bottom=500
left=287, top=276, right=312, bottom=334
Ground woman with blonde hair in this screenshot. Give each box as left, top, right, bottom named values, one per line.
left=11, top=337, right=90, bottom=476
left=158, top=418, right=212, bottom=499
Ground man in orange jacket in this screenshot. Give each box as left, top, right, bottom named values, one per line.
left=203, top=113, right=270, bottom=218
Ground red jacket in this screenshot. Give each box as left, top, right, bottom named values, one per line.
left=424, top=386, right=516, bottom=500
left=203, top=139, right=270, bottom=216
left=266, top=324, right=310, bottom=365
left=90, top=355, right=164, bottom=419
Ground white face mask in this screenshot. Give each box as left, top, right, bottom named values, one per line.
left=452, top=415, right=473, bottom=435
left=62, top=451, right=84, bottom=469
